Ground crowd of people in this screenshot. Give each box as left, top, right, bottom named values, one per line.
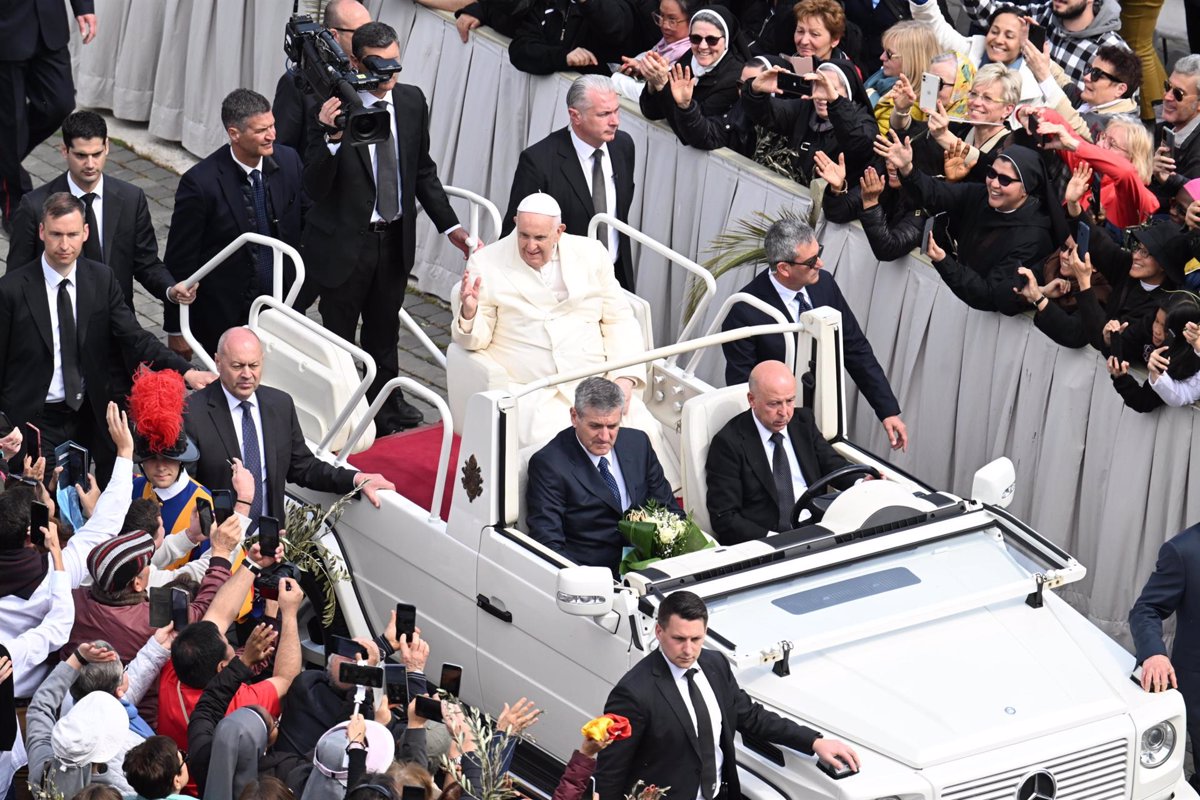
left=6, top=0, right=1200, bottom=795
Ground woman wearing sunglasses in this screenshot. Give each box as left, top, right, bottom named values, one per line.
left=876, top=135, right=1068, bottom=315
left=638, top=6, right=746, bottom=145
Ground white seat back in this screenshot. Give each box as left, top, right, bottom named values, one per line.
left=679, top=384, right=750, bottom=534
left=254, top=308, right=376, bottom=454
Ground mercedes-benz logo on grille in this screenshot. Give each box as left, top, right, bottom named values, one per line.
left=1015, top=770, right=1057, bottom=800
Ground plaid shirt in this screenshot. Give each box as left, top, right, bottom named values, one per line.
left=960, top=0, right=1128, bottom=90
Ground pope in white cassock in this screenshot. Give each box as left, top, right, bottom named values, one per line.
left=451, top=192, right=678, bottom=487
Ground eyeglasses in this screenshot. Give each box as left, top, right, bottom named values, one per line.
left=330, top=26, right=360, bottom=34
left=1097, top=132, right=1129, bottom=157
left=1086, top=65, right=1120, bottom=83
left=689, top=33, right=723, bottom=47
left=1131, top=243, right=1152, bottom=258
left=1164, top=80, right=1194, bottom=102
left=783, top=244, right=823, bottom=270
left=985, top=167, right=1020, bottom=187
left=967, top=90, right=1003, bottom=105
left=177, top=751, right=188, bottom=775
left=882, top=49, right=901, bottom=61
left=652, top=11, right=687, bottom=25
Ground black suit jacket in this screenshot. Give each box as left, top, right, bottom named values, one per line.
left=0, top=0, right=93, bottom=62
left=8, top=173, right=175, bottom=308
left=706, top=408, right=852, bottom=544
left=0, top=258, right=191, bottom=432
left=273, top=69, right=320, bottom=162
left=163, top=144, right=306, bottom=355
left=301, top=85, right=459, bottom=289
left=721, top=269, right=900, bottom=420
left=595, top=648, right=820, bottom=800
left=502, top=127, right=636, bottom=290
left=525, top=426, right=677, bottom=574
left=184, top=382, right=359, bottom=521
left=1130, top=524, right=1200, bottom=725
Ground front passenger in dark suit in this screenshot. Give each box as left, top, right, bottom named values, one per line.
left=526, top=377, right=679, bottom=575
left=706, top=360, right=854, bottom=544
left=722, top=217, right=908, bottom=451
left=503, top=75, right=637, bottom=291
left=595, top=590, right=858, bottom=800
left=1129, top=522, right=1200, bottom=789
left=163, top=89, right=307, bottom=361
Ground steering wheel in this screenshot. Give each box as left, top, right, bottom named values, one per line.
left=791, top=464, right=882, bottom=527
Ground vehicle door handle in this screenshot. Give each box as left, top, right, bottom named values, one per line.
left=477, top=594, right=513, bottom=623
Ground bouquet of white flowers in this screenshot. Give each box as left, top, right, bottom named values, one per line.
left=618, top=500, right=713, bottom=575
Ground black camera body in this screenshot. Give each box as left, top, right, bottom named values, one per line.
left=283, top=14, right=398, bottom=146
left=255, top=561, right=303, bottom=600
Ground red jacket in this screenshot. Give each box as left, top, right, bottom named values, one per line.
left=553, top=751, right=598, bottom=800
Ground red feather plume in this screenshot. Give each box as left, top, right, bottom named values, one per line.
left=128, top=365, right=187, bottom=454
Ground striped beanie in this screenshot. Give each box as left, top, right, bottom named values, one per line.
left=87, top=530, right=156, bottom=593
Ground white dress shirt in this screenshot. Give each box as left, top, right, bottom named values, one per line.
left=41, top=257, right=80, bottom=404
left=751, top=412, right=809, bottom=510
left=228, top=144, right=264, bottom=178
left=768, top=271, right=811, bottom=323
left=663, top=653, right=724, bottom=800
left=223, top=385, right=268, bottom=486
left=568, top=128, right=619, bottom=260
left=578, top=439, right=630, bottom=511
left=0, top=457, right=134, bottom=697
left=66, top=173, right=104, bottom=249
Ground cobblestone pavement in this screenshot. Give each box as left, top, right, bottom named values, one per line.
left=0, top=137, right=455, bottom=421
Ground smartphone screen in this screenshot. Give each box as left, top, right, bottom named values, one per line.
left=919, top=72, right=940, bottom=113
left=69, top=444, right=89, bottom=487
left=1027, top=23, right=1046, bottom=51
left=787, top=55, right=814, bottom=75
left=395, top=603, right=417, bottom=642
left=170, top=587, right=190, bottom=632
left=29, top=501, right=48, bottom=547
left=414, top=695, right=444, bottom=722
left=339, top=662, right=385, bottom=688
left=330, top=634, right=366, bottom=660
left=258, top=515, right=280, bottom=556
left=211, top=490, right=234, bottom=524
left=385, top=664, right=409, bottom=708
left=1164, top=127, right=1177, bottom=156
left=195, top=497, right=213, bottom=538
left=149, top=586, right=173, bottom=627
left=23, top=423, right=41, bottom=466
left=1076, top=221, right=1091, bottom=261
left=440, top=663, right=463, bottom=697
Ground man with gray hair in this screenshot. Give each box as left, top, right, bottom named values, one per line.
left=503, top=75, right=636, bottom=289
left=721, top=218, right=909, bottom=451
left=525, top=376, right=680, bottom=575
left=1154, top=55, right=1200, bottom=208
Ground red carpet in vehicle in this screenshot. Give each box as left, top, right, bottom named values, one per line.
left=346, top=423, right=460, bottom=521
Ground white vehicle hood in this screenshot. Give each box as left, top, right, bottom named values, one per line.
left=739, top=596, right=1126, bottom=768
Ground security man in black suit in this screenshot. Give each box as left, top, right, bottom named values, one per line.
left=0, top=0, right=97, bottom=229
left=503, top=74, right=637, bottom=291
left=163, top=89, right=307, bottom=362
left=305, top=21, right=473, bottom=434
left=1129, top=521, right=1200, bottom=790
left=595, top=590, right=859, bottom=800
left=0, top=193, right=215, bottom=481
left=706, top=360, right=857, bottom=544
left=722, top=217, right=909, bottom=451
left=273, top=0, right=371, bottom=160
left=8, top=111, right=195, bottom=311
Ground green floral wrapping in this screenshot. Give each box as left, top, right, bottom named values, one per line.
left=618, top=503, right=715, bottom=575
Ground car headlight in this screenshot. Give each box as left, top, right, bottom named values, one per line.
left=1139, top=722, right=1176, bottom=768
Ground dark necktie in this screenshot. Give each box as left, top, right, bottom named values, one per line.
left=685, top=668, right=718, bottom=800
left=590, top=149, right=609, bottom=250
left=58, top=279, right=83, bottom=411
left=770, top=431, right=794, bottom=530
left=795, top=290, right=812, bottom=319
left=248, top=169, right=273, bottom=293
left=374, top=101, right=400, bottom=222
left=598, top=456, right=621, bottom=508
left=81, top=193, right=102, bottom=263
left=240, top=401, right=264, bottom=521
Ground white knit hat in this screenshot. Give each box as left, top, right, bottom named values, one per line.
left=51, top=692, right=127, bottom=768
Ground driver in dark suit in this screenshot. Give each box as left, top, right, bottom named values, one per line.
left=705, top=360, right=854, bottom=544
left=525, top=376, right=679, bottom=575
left=594, top=590, right=859, bottom=800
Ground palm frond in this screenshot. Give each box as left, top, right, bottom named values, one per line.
left=439, top=701, right=535, bottom=800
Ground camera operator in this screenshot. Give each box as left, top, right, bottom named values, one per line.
left=302, top=21, right=475, bottom=434
left=274, top=0, right=371, bottom=160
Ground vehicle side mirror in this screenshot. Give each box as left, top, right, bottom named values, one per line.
left=556, top=566, right=614, bottom=617
left=972, top=457, right=1016, bottom=508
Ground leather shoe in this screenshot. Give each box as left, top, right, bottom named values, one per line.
left=390, top=394, right=424, bottom=429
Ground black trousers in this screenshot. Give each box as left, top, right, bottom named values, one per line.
left=0, top=40, right=75, bottom=216
left=13, top=396, right=117, bottom=488
left=317, top=224, right=410, bottom=428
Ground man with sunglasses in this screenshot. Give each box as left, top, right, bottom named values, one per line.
left=721, top=218, right=908, bottom=452
left=273, top=0, right=371, bottom=161
left=1154, top=55, right=1200, bottom=211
